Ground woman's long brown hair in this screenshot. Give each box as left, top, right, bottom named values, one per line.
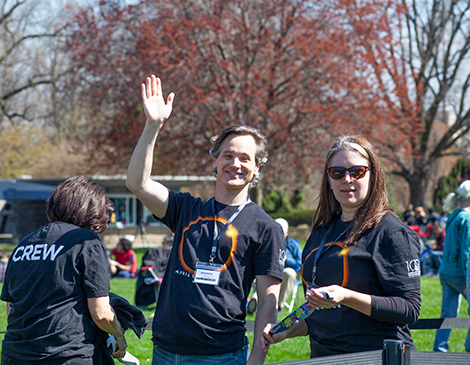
left=312, top=135, right=392, bottom=246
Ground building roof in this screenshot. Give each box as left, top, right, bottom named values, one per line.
left=22, top=175, right=215, bottom=192
left=0, top=180, right=55, bottom=201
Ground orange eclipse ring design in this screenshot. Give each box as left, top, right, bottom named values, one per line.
left=178, top=216, right=238, bottom=275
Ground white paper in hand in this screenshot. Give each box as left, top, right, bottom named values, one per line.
left=107, top=335, right=140, bottom=365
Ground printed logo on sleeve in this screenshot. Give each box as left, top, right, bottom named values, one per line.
left=279, top=249, right=286, bottom=268
left=406, top=259, right=421, bottom=277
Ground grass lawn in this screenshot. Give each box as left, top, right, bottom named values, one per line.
left=0, top=249, right=468, bottom=363
left=104, top=276, right=469, bottom=364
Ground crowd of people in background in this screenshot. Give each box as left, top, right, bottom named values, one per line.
left=403, top=204, right=447, bottom=247
left=403, top=204, right=448, bottom=278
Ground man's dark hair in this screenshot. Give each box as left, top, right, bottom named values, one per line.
left=119, top=238, right=133, bottom=252
left=46, top=176, right=114, bottom=234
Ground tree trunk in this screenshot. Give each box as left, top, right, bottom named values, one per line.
left=406, top=161, right=431, bottom=208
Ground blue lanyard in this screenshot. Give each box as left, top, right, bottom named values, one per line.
left=210, top=195, right=249, bottom=264
left=310, top=223, right=350, bottom=286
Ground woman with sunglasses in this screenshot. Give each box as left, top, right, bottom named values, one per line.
left=261, top=135, right=421, bottom=357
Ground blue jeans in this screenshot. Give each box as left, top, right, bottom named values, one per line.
left=433, top=274, right=468, bottom=352
left=152, top=340, right=250, bottom=365
left=112, top=269, right=134, bottom=278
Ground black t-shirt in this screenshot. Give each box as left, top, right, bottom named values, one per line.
left=1, top=221, right=110, bottom=361
left=152, top=191, right=285, bottom=355
left=302, top=213, right=421, bottom=356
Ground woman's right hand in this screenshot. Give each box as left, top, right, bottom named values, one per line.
left=112, top=335, right=128, bottom=359
left=260, top=323, right=287, bottom=354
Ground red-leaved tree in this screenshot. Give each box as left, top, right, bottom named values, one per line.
left=62, top=0, right=415, bottom=200
left=338, top=0, right=470, bottom=207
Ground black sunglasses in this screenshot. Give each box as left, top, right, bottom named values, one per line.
left=327, top=165, right=370, bottom=180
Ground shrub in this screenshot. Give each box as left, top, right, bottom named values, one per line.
left=270, top=209, right=315, bottom=227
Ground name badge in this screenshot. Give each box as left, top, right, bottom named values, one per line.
left=193, top=261, right=222, bottom=286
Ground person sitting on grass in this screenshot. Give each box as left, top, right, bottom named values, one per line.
left=109, top=237, right=137, bottom=278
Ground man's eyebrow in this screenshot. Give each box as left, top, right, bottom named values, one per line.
left=222, top=149, right=251, bottom=156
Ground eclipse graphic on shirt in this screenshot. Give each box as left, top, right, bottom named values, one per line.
left=178, top=216, right=238, bottom=275
left=301, top=241, right=349, bottom=288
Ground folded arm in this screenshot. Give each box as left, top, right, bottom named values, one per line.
left=370, top=289, right=421, bottom=324
left=306, top=286, right=420, bottom=325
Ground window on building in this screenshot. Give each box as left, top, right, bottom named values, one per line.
left=109, top=196, right=137, bottom=226
left=143, top=206, right=164, bottom=226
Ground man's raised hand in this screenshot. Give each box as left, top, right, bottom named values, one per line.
left=141, top=75, right=175, bottom=124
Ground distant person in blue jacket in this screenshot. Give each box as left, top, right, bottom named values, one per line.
left=434, top=180, right=470, bottom=352
left=275, top=218, right=302, bottom=313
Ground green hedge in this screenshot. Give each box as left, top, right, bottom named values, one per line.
left=270, top=209, right=315, bottom=227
